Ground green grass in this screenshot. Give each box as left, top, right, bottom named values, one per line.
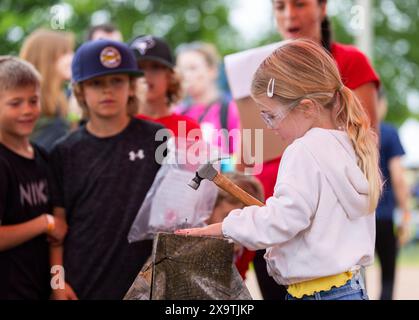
left=397, top=241, right=419, bottom=266
left=373, top=241, right=419, bottom=267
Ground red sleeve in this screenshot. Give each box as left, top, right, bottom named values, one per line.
left=164, top=115, right=201, bottom=138
left=182, top=116, right=201, bottom=135
left=136, top=113, right=202, bottom=140
left=182, top=116, right=202, bottom=142
left=331, top=43, right=380, bottom=90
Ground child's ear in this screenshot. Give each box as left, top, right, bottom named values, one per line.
left=129, top=78, right=137, bottom=97
left=73, top=84, right=86, bottom=106
left=299, top=99, right=317, bottom=118
left=166, top=69, right=172, bottom=80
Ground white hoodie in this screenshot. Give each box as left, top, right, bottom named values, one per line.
left=222, top=128, right=375, bottom=285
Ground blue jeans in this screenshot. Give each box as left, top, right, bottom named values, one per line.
left=286, top=272, right=369, bottom=300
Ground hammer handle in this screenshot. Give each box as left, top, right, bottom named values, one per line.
left=212, top=173, right=265, bottom=207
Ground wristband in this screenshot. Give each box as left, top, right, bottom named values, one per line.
left=46, top=214, right=55, bottom=233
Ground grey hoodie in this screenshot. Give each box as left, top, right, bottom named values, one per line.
left=222, top=128, right=375, bottom=285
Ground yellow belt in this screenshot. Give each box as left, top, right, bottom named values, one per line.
left=287, top=271, right=353, bottom=299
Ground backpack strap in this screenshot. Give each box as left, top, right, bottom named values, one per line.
left=219, top=95, right=229, bottom=132
left=180, top=97, right=193, bottom=116
left=219, top=95, right=231, bottom=155
left=183, top=97, right=220, bottom=124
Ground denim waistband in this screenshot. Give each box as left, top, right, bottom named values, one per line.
left=286, top=267, right=369, bottom=300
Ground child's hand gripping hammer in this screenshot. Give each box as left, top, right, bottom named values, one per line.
left=188, top=160, right=264, bottom=207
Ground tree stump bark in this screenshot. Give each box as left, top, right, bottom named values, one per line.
left=124, top=232, right=252, bottom=300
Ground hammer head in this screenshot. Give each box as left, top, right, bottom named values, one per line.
left=188, top=163, right=218, bottom=190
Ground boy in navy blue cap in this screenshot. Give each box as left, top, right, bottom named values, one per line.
left=48, top=40, right=167, bottom=299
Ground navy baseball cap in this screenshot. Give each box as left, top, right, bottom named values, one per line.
left=128, top=35, right=175, bottom=69
left=72, top=39, right=143, bottom=83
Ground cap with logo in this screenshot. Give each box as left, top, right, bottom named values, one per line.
left=128, top=35, right=175, bottom=69
left=72, top=39, right=143, bottom=83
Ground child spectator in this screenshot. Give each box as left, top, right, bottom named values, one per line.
left=49, top=40, right=166, bottom=299
left=20, top=29, right=75, bottom=152
left=177, top=40, right=382, bottom=300
left=206, top=172, right=264, bottom=279
left=129, top=35, right=201, bottom=141
left=175, top=42, right=240, bottom=159
left=0, top=56, right=67, bottom=299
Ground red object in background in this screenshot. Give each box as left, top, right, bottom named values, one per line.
left=136, top=113, right=201, bottom=139
left=234, top=157, right=281, bottom=280
left=235, top=248, right=256, bottom=280
left=256, top=156, right=282, bottom=199
left=331, top=42, right=380, bottom=90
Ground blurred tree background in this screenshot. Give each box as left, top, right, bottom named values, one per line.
left=0, top=0, right=240, bottom=55
left=0, top=0, right=417, bottom=125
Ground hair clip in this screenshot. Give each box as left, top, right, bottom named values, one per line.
left=267, top=78, right=275, bottom=98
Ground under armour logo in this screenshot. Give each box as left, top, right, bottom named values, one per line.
left=131, top=36, right=155, bottom=55
left=129, top=149, right=145, bottom=161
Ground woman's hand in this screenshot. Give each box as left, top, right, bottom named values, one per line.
left=175, top=223, right=223, bottom=238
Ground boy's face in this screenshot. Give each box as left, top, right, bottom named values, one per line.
left=138, top=60, right=170, bottom=103
left=82, top=74, right=134, bottom=119
left=0, top=85, right=40, bottom=138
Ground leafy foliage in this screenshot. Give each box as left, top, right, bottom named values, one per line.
left=0, top=0, right=417, bottom=124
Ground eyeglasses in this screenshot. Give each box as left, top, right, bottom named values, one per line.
left=260, top=108, right=292, bottom=129
left=259, top=92, right=336, bottom=129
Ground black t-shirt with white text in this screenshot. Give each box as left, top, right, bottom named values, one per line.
left=49, top=117, right=166, bottom=299
left=0, top=144, right=51, bottom=300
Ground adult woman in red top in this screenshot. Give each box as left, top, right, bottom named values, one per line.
left=129, top=35, right=201, bottom=140
left=253, top=0, right=380, bottom=300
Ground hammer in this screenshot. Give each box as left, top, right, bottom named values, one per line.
left=188, top=161, right=265, bottom=207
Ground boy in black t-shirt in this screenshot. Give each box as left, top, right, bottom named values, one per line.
left=0, top=56, right=67, bottom=299
left=49, top=40, right=167, bottom=300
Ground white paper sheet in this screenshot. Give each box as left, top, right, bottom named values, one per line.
left=224, top=42, right=284, bottom=100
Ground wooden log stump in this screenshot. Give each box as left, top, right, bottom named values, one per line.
left=124, top=232, right=252, bottom=300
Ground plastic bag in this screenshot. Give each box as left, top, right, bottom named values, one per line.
left=127, top=138, right=220, bottom=243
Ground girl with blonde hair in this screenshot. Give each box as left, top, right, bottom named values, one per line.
left=20, top=28, right=75, bottom=151
left=177, top=39, right=382, bottom=300
left=254, top=0, right=381, bottom=299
